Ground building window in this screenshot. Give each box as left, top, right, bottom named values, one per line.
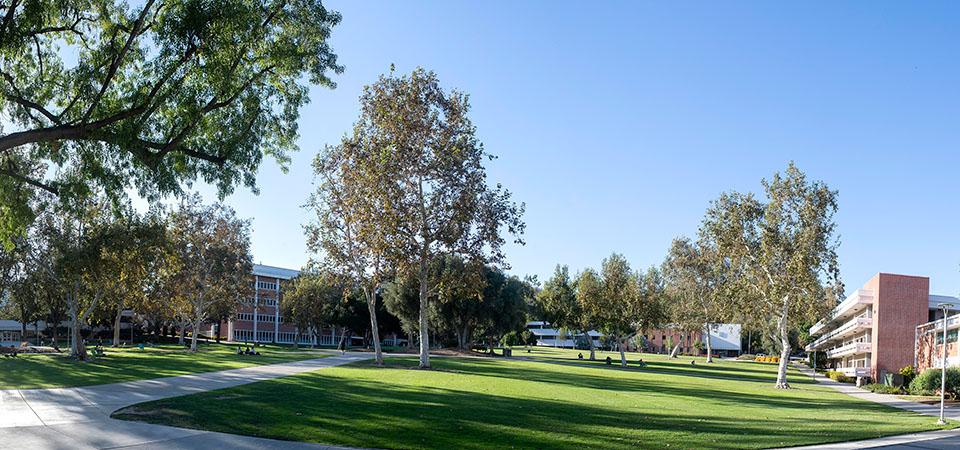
left=256, top=281, right=278, bottom=290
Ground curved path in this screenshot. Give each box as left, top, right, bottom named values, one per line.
left=0, top=352, right=372, bottom=449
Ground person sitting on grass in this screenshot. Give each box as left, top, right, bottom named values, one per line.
left=638, top=359, right=646, bottom=368
left=691, top=360, right=696, bottom=366
left=237, top=345, right=243, bottom=355
left=605, top=356, right=612, bottom=365
left=578, top=353, right=583, bottom=360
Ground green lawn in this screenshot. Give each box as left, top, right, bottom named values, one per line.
left=112, top=347, right=954, bottom=449
left=0, top=342, right=331, bottom=389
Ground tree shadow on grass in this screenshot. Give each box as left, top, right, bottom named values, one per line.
left=114, top=370, right=940, bottom=450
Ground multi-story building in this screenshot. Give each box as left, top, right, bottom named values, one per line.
left=211, top=264, right=344, bottom=347
left=806, top=272, right=959, bottom=381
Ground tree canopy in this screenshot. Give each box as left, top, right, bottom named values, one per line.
left=701, top=162, right=842, bottom=388
left=0, top=0, right=343, bottom=245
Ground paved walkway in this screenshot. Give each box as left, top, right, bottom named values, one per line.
left=0, top=352, right=372, bottom=449
left=781, top=365, right=960, bottom=449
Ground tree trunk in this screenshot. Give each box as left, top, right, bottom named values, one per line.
left=112, top=305, right=123, bottom=347
left=365, top=289, right=383, bottom=365
left=587, top=330, right=596, bottom=360
left=190, top=318, right=201, bottom=351
left=619, top=339, right=628, bottom=367
left=705, top=323, right=714, bottom=363
left=775, top=298, right=791, bottom=389
left=417, top=266, right=431, bottom=369
left=669, top=342, right=681, bottom=358
left=178, top=322, right=185, bottom=345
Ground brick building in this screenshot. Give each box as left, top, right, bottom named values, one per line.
left=209, top=264, right=345, bottom=346
left=806, top=273, right=959, bottom=381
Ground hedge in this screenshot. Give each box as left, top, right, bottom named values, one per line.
left=909, top=367, right=960, bottom=396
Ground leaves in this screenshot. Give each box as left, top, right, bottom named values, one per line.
left=0, top=0, right=343, bottom=243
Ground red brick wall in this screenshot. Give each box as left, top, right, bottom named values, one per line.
left=871, top=273, right=929, bottom=380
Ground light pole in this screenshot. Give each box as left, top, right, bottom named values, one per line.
left=937, top=302, right=954, bottom=425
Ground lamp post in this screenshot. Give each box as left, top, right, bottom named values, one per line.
left=937, top=302, right=954, bottom=425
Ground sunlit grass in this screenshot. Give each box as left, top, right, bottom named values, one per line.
left=0, top=342, right=330, bottom=389
left=113, top=346, right=954, bottom=449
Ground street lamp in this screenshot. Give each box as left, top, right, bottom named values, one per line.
left=937, top=302, right=954, bottom=425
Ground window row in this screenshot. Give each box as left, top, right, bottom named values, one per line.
left=255, top=281, right=278, bottom=290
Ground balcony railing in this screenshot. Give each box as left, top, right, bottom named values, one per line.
left=835, top=366, right=870, bottom=378
left=807, top=316, right=872, bottom=351
left=825, top=341, right=872, bottom=359
left=809, top=289, right=873, bottom=336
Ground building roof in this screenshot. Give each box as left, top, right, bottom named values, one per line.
left=929, top=294, right=960, bottom=309
left=253, top=264, right=300, bottom=280
left=0, top=320, right=45, bottom=331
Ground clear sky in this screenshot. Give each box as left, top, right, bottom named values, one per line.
left=188, top=1, right=960, bottom=296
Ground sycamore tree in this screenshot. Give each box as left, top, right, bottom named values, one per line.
left=702, top=162, right=842, bottom=389
left=581, top=254, right=666, bottom=367
left=282, top=270, right=347, bottom=349
left=315, top=68, right=524, bottom=368
left=535, top=265, right=579, bottom=349
left=662, top=236, right=727, bottom=362
left=0, top=0, right=343, bottom=246
left=168, top=194, right=252, bottom=351
left=575, top=268, right=604, bottom=360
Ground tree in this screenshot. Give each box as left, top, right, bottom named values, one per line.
left=168, top=195, right=252, bottom=351
left=536, top=265, right=579, bottom=348
left=0, top=0, right=343, bottom=245
left=662, top=236, right=727, bottom=362
left=575, top=268, right=603, bottom=359
left=431, top=255, right=485, bottom=350
left=317, top=68, right=524, bottom=368
left=582, top=254, right=665, bottom=367
left=283, top=270, right=349, bottom=348
left=476, top=268, right=530, bottom=351
left=702, top=162, right=842, bottom=388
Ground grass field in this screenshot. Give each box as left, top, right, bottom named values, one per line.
left=112, top=347, right=954, bottom=449
left=0, top=342, right=330, bottom=389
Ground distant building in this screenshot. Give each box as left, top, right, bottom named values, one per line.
left=525, top=320, right=742, bottom=356
left=526, top=321, right=601, bottom=348
left=211, top=264, right=357, bottom=346
left=0, top=320, right=46, bottom=347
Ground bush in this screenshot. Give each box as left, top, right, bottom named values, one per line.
left=909, top=367, right=960, bottom=396
left=753, top=355, right=781, bottom=364
left=863, top=383, right=902, bottom=394
left=737, top=354, right=756, bottom=361
left=826, top=370, right=850, bottom=383
left=899, top=365, right=917, bottom=386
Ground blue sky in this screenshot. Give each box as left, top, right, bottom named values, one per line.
left=191, top=2, right=960, bottom=296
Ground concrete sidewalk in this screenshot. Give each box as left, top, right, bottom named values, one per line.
left=0, top=352, right=372, bottom=449
left=780, top=365, right=960, bottom=449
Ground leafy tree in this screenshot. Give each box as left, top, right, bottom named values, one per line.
left=167, top=194, right=252, bottom=351
left=662, top=236, right=728, bottom=362
left=283, top=270, right=349, bottom=348
left=574, top=268, right=603, bottom=359
left=535, top=265, right=579, bottom=347
left=382, top=273, right=423, bottom=347
left=431, top=255, right=485, bottom=350
left=317, top=68, right=524, bottom=368
left=0, top=0, right=343, bottom=245
left=476, top=268, right=530, bottom=351
left=702, top=162, right=842, bottom=388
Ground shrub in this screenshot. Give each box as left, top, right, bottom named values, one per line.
left=908, top=367, right=960, bottom=396
left=826, top=370, right=850, bottom=383
left=863, top=383, right=902, bottom=395
left=737, top=354, right=756, bottom=361
left=899, top=365, right=917, bottom=385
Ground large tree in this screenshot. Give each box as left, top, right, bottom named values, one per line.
left=574, top=268, right=604, bottom=360
left=535, top=265, right=579, bottom=348
left=168, top=194, right=252, bottom=351
left=315, top=68, right=524, bottom=368
left=662, top=236, right=727, bottom=362
left=702, top=162, right=842, bottom=388
left=0, top=0, right=343, bottom=245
